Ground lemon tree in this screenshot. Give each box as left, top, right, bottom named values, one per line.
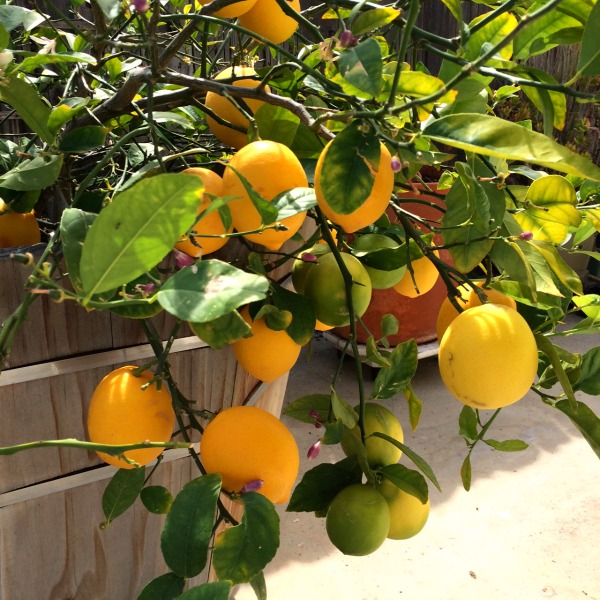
left=0, top=0, right=600, bottom=597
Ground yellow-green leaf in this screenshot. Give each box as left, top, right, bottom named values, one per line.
left=464, top=11, right=518, bottom=65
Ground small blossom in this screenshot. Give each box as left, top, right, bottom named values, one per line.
left=136, top=282, right=156, bottom=296
left=518, top=231, right=534, bottom=241
left=132, top=0, right=150, bottom=12
left=391, top=156, right=402, bottom=173
left=173, top=248, right=196, bottom=269
left=309, top=410, right=323, bottom=429
left=241, top=479, right=264, bottom=493
left=339, top=30, right=359, bottom=48
left=301, top=252, right=318, bottom=263
left=307, top=440, right=321, bottom=460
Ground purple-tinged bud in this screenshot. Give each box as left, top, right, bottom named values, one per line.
left=339, top=30, right=359, bottom=48
left=307, top=440, right=321, bottom=459
left=309, top=410, right=323, bottom=428
left=301, top=252, right=318, bottom=263
left=518, top=231, right=533, bottom=241
left=137, top=282, right=156, bottom=295
left=391, top=156, right=402, bottom=173
left=173, top=248, right=196, bottom=269
left=241, top=479, right=264, bottom=493
left=132, top=0, right=150, bottom=12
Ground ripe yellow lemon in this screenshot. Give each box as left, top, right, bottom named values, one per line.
left=232, top=306, right=302, bottom=382
left=238, top=0, right=300, bottom=44
left=393, top=249, right=440, bottom=298
left=198, top=0, right=258, bottom=18
left=87, top=366, right=175, bottom=469
left=204, top=66, right=270, bottom=149
left=222, top=140, right=308, bottom=251
left=0, top=199, right=41, bottom=248
left=438, top=304, right=538, bottom=409
left=200, top=405, right=300, bottom=503
left=326, top=484, right=391, bottom=556
left=436, top=281, right=517, bottom=341
left=314, top=141, right=394, bottom=233
left=175, top=167, right=232, bottom=257
left=379, top=479, right=430, bottom=540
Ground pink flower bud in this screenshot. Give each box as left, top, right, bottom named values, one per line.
left=241, top=479, right=264, bottom=493
left=307, top=440, right=321, bottom=459
left=339, top=30, right=359, bottom=48
left=309, top=410, right=323, bottom=428
left=137, top=283, right=156, bottom=295
left=132, top=0, right=150, bottom=12
left=173, top=248, right=196, bottom=269
left=391, top=156, right=402, bottom=173
left=518, top=231, right=533, bottom=241
left=301, top=252, right=318, bottom=263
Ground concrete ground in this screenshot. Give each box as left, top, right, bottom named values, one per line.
left=233, top=315, right=600, bottom=600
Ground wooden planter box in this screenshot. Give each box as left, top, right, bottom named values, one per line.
left=0, top=247, right=289, bottom=598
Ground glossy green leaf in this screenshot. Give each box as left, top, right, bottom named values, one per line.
left=140, top=486, right=174, bottom=514
left=136, top=573, right=185, bottom=600
left=270, top=282, right=315, bottom=345
left=59, top=126, right=107, bottom=152
left=322, top=419, right=345, bottom=444
left=177, top=582, right=231, bottom=600
left=80, top=174, right=202, bottom=296
left=318, top=120, right=380, bottom=215
left=249, top=571, right=267, bottom=600
left=365, top=337, right=392, bottom=368
left=458, top=406, right=478, bottom=442
left=160, top=474, right=221, bottom=578
left=212, top=492, right=280, bottom=584
left=483, top=439, right=529, bottom=452
left=461, top=454, right=472, bottom=491
left=189, top=310, right=251, bottom=349
left=514, top=175, right=581, bottom=243
left=529, top=239, right=583, bottom=295
left=0, top=155, right=63, bottom=191
left=554, top=400, right=600, bottom=459
left=572, top=295, right=600, bottom=319
left=60, top=208, right=97, bottom=294
left=577, top=0, right=600, bottom=76
left=351, top=7, right=400, bottom=35
left=424, top=114, right=600, bottom=181
left=403, top=383, right=422, bottom=431
left=283, top=393, right=331, bottom=424
left=371, top=432, right=441, bottom=491
left=516, top=67, right=566, bottom=133
left=16, top=52, right=97, bottom=73
left=157, top=260, right=269, bottom=322
left=464, top=11, right=518, bottom=64
left=102, top=467, right=145, bottom=527
left=0, top=76, right=53, bottom=144
left=395, top=70, right=457, bottom=103
left=535, top=334, right=577, bottom=410
left=272, top=187, right=317, bottom=220
left=338, top=38, right=383, bottom=98
left=379, top=463, right=428, bottom=503
left=331, top=390, right=359, bottom=428
left=0, top=6, right=42, bottom=31
left=574, top=347, right=600, bottom=395
left=287, top=457, right=362, bottom=513
left=5, top=189, right=39, bottom=214
left=254, top=103, right=300, bottom=146
left=371, top=339, right=418, bottom=400
left=48, top=98, right=90, bottom=134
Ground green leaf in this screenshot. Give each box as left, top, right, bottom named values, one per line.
left=464, top=11, right=518, bottom=65
left=351, top=7, right=400, bottom=35
left=322, top=419, right=345, bottom=445
left=574, top=346, right=600, bottom=395
left=157, top=260, right=269, bottom=322
left=271, top=187, right=317, bottom=220
left=338, top=38, right=383, bottom=98
left=48, top=98, right=90, bottom=135
left=0, top=76, right=53, bottom=144
left=283, top=393, right=331, bottom=424
left=379, top=463, right=428, bottom=503
left=371, top=339, right=419, bottom=400
left=458, top=405, right=478, bottom=441
left=554, top=400, right=600, bottom=459
left=529, top=239, right=583, bottom=295
left=483, top=439, right=529, bottom=452
left=331, top=390, right=359, bottom=428
left=16, top=51, right=97, bottom=73
left=440, top=0, right=462, bottom=24
left=514, top=175, right=581, bottom=244
left=59, top=126, right=107, bottom=152
left=365, top=337, right=392, bottom=368
left=287, top=457, right=362, bottom=513
left=395, top=70, right=457, bottom=103
left=380, top=314, right=399, bottom=337
left=319, top=120, right=380, bottom=215
left=254, top=103, right=300, bottom=146
left=371, top=433, right=441, bottom=492
left=424, top=114, right=600, bottom=181
left=80, top=174, right=203, bottom=296
left=572, top=295, right=600, bottom=319
left=60, top=208, right=97, bottom=294
left=140, top=486, right=174, bottom=514
left=177, top=582, right=231, bottom=600
left=189, top=310, right=251, bottom=349
left=0, top=6, right=44, bottom=31
left=403, top=384, right=422, bottom=431
left=535, top=334, right=577, bottom=410
left=101, top=467, right=145, bottom=527
left=577, top=0, right=600, bottom=76
left=96, top=0, right=122, bottom=19
left=0, top=24, right=8, bottom=50
left=270, top=282, right=315, bottom=345
left=461, top=454, right=472, bottom=491
left=136, top=573, right=185, bottom=600
left=249, top=571, right=267, bottom=600
left=0, top=155, right=63, bottom=191
left=212, top=492, right=280, bottom=584
left=160, top=474, right=221, bottom=578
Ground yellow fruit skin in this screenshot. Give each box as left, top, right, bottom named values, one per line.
left=200, top=405, right=300, bottom=503
left=175, top=167, right=232, bottom=257
left=0, top=199, right=41, bottom=248
left=222, top=140, right=308, bottom=251
left=436, top=281, right=517, bottom=341
left=314, top=142, right=394, bottom=233
left=438, top=304, right=538, bottom=409
left=198, top=0, right=258, bottom=18
left=204, top=67, right=270, bottom=149
left=379, top=479, right=430, bottom=540
left=87, top=366, right=175, bottom=469
left=232, top=306, right=302, bottom=382
left=238, top=0, right=300, bottom=44
left=393, top=250, right=440, bottom=298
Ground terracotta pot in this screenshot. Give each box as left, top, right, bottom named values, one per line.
left=334, top=184, right=450, bottom=346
